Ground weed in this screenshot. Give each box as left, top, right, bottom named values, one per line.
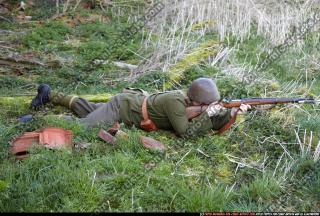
left=23, top=21, right=71, bottom=49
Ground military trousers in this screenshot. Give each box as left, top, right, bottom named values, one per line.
left=52, top=92, right=123, bottom=127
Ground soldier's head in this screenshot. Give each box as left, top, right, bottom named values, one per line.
left=187, top=78, right=220, bottom=105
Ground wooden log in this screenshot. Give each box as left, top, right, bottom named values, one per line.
left=0, top=56, right=46, bottom=68
left=0, top=93, right=114, bottom=107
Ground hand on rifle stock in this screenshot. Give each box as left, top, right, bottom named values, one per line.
left=187, top=97, right=319, bottom=120
left=186, top=102, right=252, bottom=120
left=231, top=104, right=252, bottom=116
left=206, top=102, right=225, bottom=117
left=207, top=102, right=251, bottom=117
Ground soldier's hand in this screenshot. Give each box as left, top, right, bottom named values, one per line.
left=231, top=104, right=251, bottom=116
left=206, top=102, right=225, bottom=117
left=239, top=104, right=251, bottom=113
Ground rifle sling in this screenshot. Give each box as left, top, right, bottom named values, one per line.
left=217, top=109, right=239, bottom=135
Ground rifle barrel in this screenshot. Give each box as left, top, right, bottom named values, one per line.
left=185, top=98, right=319, bottom=120
left=222, top=98, right=317, bottom=108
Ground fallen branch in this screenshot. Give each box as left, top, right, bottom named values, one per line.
left=102, top=77, right=131, bottom=85
left=113, top=61, right=138, bottom=70
left=0, top=56, right=46, bottom=68
left=0, top=45, right=15, bottom=50
left=0, top=15, right=13, bottom=23
left=1, top=94, right=113, bottom=104
left=0, top=30, right=15, bottom=34
left=226, top=154, right=264, bottom=172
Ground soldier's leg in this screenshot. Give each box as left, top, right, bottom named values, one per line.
left=50, top=92, right=104, bottom=118
left=31, top=84, right=121, bottom=126
left=81, top=94, right=122, bottom=127
left=30, top=84, right=102, bottom=117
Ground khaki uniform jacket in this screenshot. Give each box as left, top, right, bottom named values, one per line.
left=119, top=90, right=231, bottom=137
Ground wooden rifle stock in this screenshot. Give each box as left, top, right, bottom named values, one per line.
left=186, top=97, right=319, bottom=120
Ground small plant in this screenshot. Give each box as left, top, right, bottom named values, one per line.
left=133, top=71, right=170, bottom=92
left=23, top=21, right=71, bottom=48
left=78, top=40, right=109, bottom=61
left=239, top=173, right=282, bottom=203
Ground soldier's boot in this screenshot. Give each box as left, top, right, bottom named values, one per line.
left=30, top=84, right=51, bottom=109
left=31, top=84, right=78, bottom=110
left=31, top=84, right=102, bottom=119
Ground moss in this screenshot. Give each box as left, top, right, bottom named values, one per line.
left=81, top=94, right=113, bottom=103
left=0, top=180, right=9, bottom=192
left=214, top=163, right=233, bottom=184
left=0, top=94, right=113, bottom=108
left=164, top=40, right=221, bottom=89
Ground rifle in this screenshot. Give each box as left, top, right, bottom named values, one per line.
left=186, top=97, right=320, bottom=120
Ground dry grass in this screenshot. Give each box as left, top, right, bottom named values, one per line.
left=150, top=0, right=319, bottom=43
left=134, top=0, right=319, bottom=84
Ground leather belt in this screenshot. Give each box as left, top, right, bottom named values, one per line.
left=140, top=96, right=158, bottom=132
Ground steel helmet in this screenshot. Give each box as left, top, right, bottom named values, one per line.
left=187, top=78, right=220, bottom=104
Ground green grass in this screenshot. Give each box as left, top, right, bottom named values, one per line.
left=0, top=99, right=319, bottom=211
left=0, top=3, right=319, bottom=213
left=22, top=21, right=72, bottom=49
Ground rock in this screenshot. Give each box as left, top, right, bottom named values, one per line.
left=140, top=136, right=166, bottom=151
left=18, top=114, right=33, bottom=123
left=98, top=129, right=117, bottom=145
